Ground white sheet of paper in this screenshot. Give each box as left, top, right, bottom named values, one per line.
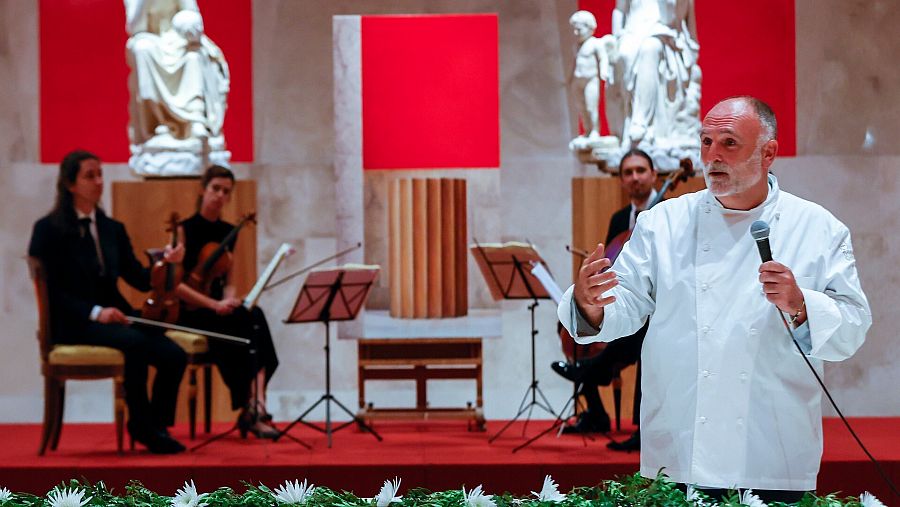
left=530, top=262, right=563, bottom=305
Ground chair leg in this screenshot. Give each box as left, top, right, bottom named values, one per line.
left=612, top=377, right=622, bottom=432
left=39, top=377, right=59, bottom=455
left=114, top=376, right=126, bottom=455
left=50, top=380, right=66, bottom=451
left=188, top=365, right=198, bottom=440
left=203, top=364, right=212, bottom=434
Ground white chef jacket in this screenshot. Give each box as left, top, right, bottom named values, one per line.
left=558, top=174, right=871, bottom=490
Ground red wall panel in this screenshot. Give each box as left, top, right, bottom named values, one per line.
left=361, top=14, right=500, bottom=170
left=39, top=0, right=253, bottom=164
left=577, top=0, right=796, bottom=156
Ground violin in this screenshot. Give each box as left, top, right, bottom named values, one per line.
left=185, top=212, right=256, bottom=306
left=604, top=158, right=694, bottom=263
left=142, top=213, right=183, bottom=323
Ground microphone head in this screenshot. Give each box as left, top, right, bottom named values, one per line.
left=750, top=220, right=770, bottom=241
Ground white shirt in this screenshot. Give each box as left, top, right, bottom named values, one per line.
left=629, top=188, right=658, bottom=231
left=558, top=175, right=870, bottom=490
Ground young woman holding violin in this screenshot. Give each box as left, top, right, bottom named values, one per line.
left=174, top=165, right=280, bottom=439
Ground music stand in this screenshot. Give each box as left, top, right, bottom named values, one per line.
left=274, top=265, right=383, bottom=448
left=470, top=241, right=558, bottom=442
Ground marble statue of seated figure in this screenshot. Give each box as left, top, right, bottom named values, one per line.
left=125, top=0, right=231, bottom=175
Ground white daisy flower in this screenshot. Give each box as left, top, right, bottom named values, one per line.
left=739, top=489, right=767, bottom=507
left=171, top=480, right=208, bottom=507
left=47, top=487, right=92, bottom=507
left=374, top=477, right=402, bottom=507
left=0, top=487, right=12, bottom=502
left=860, top=491, right=886, bottom=507
left=462, top=485, right=496, bottom=507
left=530, top=475, right=566, bottom=503
left=685, top=485, right=713, bottom=506
left=273, top=479, right=315, bottom=505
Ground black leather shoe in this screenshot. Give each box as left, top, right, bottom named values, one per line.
left=561, top=412, right=611, bottom=434
left=129, top=422, right=186, bottom=454
left=607, top=430, right=640, bottom=452
left=551, top=360, right=587, bottom=382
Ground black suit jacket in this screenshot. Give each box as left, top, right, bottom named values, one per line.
left=29, top=209, right=150, bottom=343
left=606, top=205, right=633, bottom=245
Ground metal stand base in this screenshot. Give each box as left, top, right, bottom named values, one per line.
left=275, top=322, right=382, bottom=448
left=488, top=301, right=558, bottom=443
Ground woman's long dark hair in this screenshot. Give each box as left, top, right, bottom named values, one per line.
left=49, top=150, right=99, bottom=229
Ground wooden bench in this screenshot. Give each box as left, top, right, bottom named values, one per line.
left=357, top=338, right=485, bottom=431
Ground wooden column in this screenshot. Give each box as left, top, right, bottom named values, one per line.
left=389, top=178, right=467, bottom=318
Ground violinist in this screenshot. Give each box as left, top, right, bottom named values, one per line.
left=174, top=165, right=280, bottom=439
left=551, top=148, right=654, bottom=446
left=28, top=150, right=188, bottom=454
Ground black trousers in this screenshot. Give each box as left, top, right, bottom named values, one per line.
left=68, top=322, right=187, bottom=430
left=675, top=483, right=809, bottom=504
left=579, top=327, right=644, bottom=423
left=180, top=306, right=279, bottom=410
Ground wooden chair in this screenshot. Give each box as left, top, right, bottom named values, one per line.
left=28, top=257, right=126, bottom=455
left=164, top=330, right=213, bottom=439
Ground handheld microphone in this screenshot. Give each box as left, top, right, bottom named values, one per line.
left=750, top=220, right=772, bottom=262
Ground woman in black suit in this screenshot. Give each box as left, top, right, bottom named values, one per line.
left=28, top=150, right=188, bottom=454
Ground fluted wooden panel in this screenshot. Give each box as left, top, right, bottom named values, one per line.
left=390, top=178, right=467, bottom=318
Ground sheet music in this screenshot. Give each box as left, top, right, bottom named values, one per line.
left=530, top=261, right=563, bottom=305
left=243, top=243, right=293, bottom=309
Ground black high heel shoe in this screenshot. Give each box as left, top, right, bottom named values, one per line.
left=237, top=407, right=279, bottom=439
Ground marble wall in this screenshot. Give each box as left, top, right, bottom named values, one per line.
left=0, top=0, right=896, bottom=424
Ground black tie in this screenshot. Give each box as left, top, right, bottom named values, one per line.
left=79, top=217, right=103, bottom=275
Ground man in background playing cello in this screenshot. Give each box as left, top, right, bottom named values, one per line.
left=552, top=149, right=655, bottom=449
left=174, top=165, right=281, bottom=439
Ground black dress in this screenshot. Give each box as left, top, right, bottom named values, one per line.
left=178, top=213, right=279, bottom=410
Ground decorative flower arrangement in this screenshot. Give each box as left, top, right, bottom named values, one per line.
left=462, top=484, right=496, bottom=507
left=171, top=481, right=207, bottom=507
left=530, top=475, right=566, bottom=503
left=0, top=474, right=886, bottom=507
left=273, top=479, right=315, bottom=505
left=374, top=477, right=402, bottom=507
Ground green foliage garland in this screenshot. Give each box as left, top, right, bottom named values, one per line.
left=0, top=473, right=876, bottom=507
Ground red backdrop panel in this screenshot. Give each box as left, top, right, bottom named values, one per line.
left=39, top=0, right=253, bottom=164
left=577, top=0, right=796, bottom=156
left=361, top=14, right=500, bottom=170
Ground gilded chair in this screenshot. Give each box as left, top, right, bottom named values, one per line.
left=28, top=257, right=126, bottom=455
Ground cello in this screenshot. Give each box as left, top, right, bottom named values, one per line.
left=185, top=212, right=257, bottom=307
left=142, top=212, right=183, bottom=323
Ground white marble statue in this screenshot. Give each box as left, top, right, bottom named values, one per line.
left=570, top=0, right=702, bottom=172
left=567, top=11, right=619, bottom=152
left=125, top=0, right=231, bottom=176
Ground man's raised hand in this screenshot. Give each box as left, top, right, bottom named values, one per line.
left=573, top=243, right=618, bottom=328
